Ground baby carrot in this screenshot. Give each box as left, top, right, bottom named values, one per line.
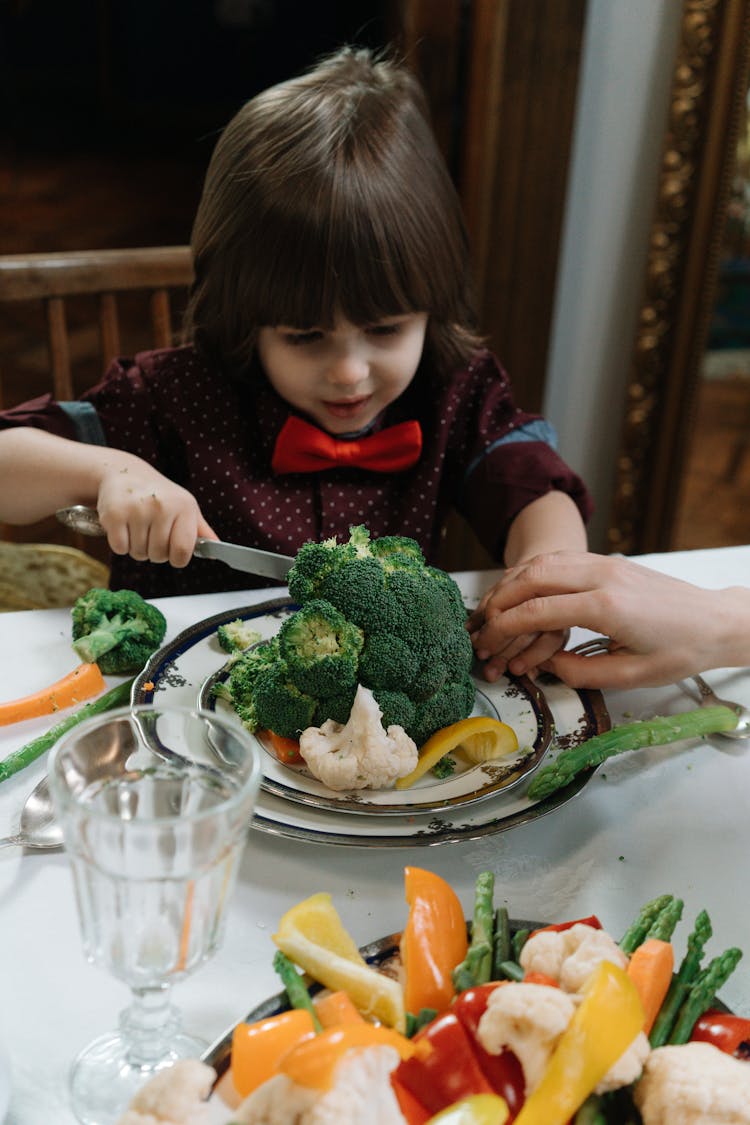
left=627, top=937, right=674, bottom=1033
left=0, top=662, right=106, bottom=726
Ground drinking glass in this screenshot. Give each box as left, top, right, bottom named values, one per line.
left=48, top=704, right=262, bottom=1125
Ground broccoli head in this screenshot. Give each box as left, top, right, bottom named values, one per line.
left=222, top=526, right=476, bottom=747
left=71, top=587, right=167, bottom=674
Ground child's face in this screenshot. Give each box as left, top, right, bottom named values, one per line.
left=256, top=313, right=428, bottom=434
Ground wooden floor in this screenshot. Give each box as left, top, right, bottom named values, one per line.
left=1, top=151, right=749, bottom=557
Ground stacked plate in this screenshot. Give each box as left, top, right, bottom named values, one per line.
left=133, top=598, right=610, bottom=847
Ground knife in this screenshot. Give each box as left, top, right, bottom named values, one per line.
left=56, top=505, right=294, bottom=582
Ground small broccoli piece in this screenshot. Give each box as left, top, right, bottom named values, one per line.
left=252, top=663, right=318, bottom=739
left=216, top=619, right=261, bottom=653
left=217, top=638, right=281, bottom=730
left=71, top=587, right=167, bottom=674
left=278, top=599, right=364, bottom=697
left=359, top=633, right=419, bottom=692
left=432, top=755, right=456, bottom=779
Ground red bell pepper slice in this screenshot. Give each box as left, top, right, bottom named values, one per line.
left=452, top=983, right=525, bottom=1118
left=690, top=1009, right=750, bottom=1059
left=394, top=1012, right=495, bottom=1114
left=530, top=914, right=602, bottom=936
left=391, top=1073, right=432, bottom=1124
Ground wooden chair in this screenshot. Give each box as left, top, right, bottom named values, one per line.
left=0, top=246, right=193, bottom=406
left=0, top=246, right=194, bottom=604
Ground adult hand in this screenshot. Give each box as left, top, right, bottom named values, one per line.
left=96, top=461, right=216, bottom=568
left=466, top=551, right=740, bottom=689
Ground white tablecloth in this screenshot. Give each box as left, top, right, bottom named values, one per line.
left=1, top=545, right=749, bottom=1124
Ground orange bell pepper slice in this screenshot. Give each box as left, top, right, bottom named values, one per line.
left=401, top=867, right=469, bottom=1016
left=231, top=1008, right=316, bottom=1097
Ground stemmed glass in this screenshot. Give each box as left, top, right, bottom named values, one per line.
left=48, top=704, right=262, bottom=1125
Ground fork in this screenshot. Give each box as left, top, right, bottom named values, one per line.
left=569, top=636, right=750, bottom=739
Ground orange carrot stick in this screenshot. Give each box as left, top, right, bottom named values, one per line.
left=0, top=662, right=106, bottom=726
left=626, top=937, right=674, bottom=1033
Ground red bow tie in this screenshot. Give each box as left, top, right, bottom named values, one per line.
left=271, top=415, right=423, bottom=474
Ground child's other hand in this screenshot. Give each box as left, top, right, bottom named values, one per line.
left=96, top=463, right=216, bottom=568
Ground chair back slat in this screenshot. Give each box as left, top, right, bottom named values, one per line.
left=98, top=293, right=121, bottom=362
left=46, top=297, right=74, bottom=399
left=150, top=289, right=173, bottom=349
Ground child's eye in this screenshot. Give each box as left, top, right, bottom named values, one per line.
left=365, top=322, right=403, bottom=338
left=282, top=330, right=324, bottom=346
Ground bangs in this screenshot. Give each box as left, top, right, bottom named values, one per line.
left=237, top=155, right=468, bottom=331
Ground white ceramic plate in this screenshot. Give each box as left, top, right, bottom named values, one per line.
left=133, top=598, right=610, bottom=847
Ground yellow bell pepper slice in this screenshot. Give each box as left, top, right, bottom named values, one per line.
left=396, top=717, right=518, bottom=790
left=514, top=961, right=645, bottom=1125
left=426, top=1095, right=510, bottom=1124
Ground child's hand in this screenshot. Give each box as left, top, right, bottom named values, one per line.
left=467, top=572, right=568, bottom=682
left=96, top=462, right=217, bottom=568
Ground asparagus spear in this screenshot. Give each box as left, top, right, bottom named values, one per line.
left=669, top=946, right=743, bottom=1045
left=650, top=909, right=712, bottom=1047
left=646, top=896, right=684, bottom=942
left=491, top=906, right=511, bottom=979
left=452, top=871, right=495, bottom=991
left=0, top=677, right=135, bottom=784
left=272, top=950, right=323, bottom=1032
left=527, top=706, right=739, bottom=800
left=619, top=894, right=674, bottom=954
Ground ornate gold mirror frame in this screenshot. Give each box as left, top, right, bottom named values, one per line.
left=609, top=0, right=750, bottom=554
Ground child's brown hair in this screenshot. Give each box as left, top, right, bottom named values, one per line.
left=185, top=46, right=483, bottom=380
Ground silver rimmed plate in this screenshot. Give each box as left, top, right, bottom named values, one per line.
left=133, top=598, right=610, bottom=847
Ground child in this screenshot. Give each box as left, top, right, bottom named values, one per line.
left=0, top=46, right=591, bottom=675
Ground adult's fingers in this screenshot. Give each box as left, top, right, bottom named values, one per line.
left=472, top=591, right=610, bottom=659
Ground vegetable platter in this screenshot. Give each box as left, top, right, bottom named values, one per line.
left=132, top=598, right=611, bottom=847
left=130, top=866, right=750, bottom=1125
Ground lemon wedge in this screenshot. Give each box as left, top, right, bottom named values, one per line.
left=273, top=893, right=406, bottom=1032
left=395, top=716, right=519, bottom=790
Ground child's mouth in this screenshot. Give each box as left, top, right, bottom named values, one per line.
left=323, top=396, right=371, bottom=420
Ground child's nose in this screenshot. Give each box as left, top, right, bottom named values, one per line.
left=327, top=345, right=369, bottom=386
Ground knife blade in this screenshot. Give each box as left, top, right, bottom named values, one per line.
left=56, top=505, right=294, bottom=582
left=193, top=538, right=293, bottom=582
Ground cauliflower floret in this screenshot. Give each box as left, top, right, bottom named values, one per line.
left=235, top=1045, right=407, bottom=1125
left=476, top=982, right=576, bottom=1093
left=634, top=1041, right=750, bottom=1124
left=595, top=1030, right=650, bottom=1094
left=116, top=1060, right=217, bottom=1125
left=299, top=685, right=418, bottom=791
left=519, top=924, right=628, bottom=995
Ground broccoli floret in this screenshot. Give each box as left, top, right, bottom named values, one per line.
left=216, top=619, right=261, bottom=653
left=278, top=599, right=363, bottom=697
left=370, top=535, right=425, bottom=571
left=312, top=684, right=358, bottom=727
left=372, top=689, right=417, bottom=734
left=71, top=587, right=167, bottom=674
left=287, top=536, right=360, bottom=603
left=412, top=675, right=476, bottom=746
left=359, top=633, right=419, bottom=692
left=252, top=663, right=318, bottom=739
left=432, top=755, right=456, bottom=779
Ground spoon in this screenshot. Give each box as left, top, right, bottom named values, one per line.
left=0, top=775, right=63, bottom=850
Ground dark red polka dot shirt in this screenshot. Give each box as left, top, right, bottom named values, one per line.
left=0, top=345, right=592, bottom=597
